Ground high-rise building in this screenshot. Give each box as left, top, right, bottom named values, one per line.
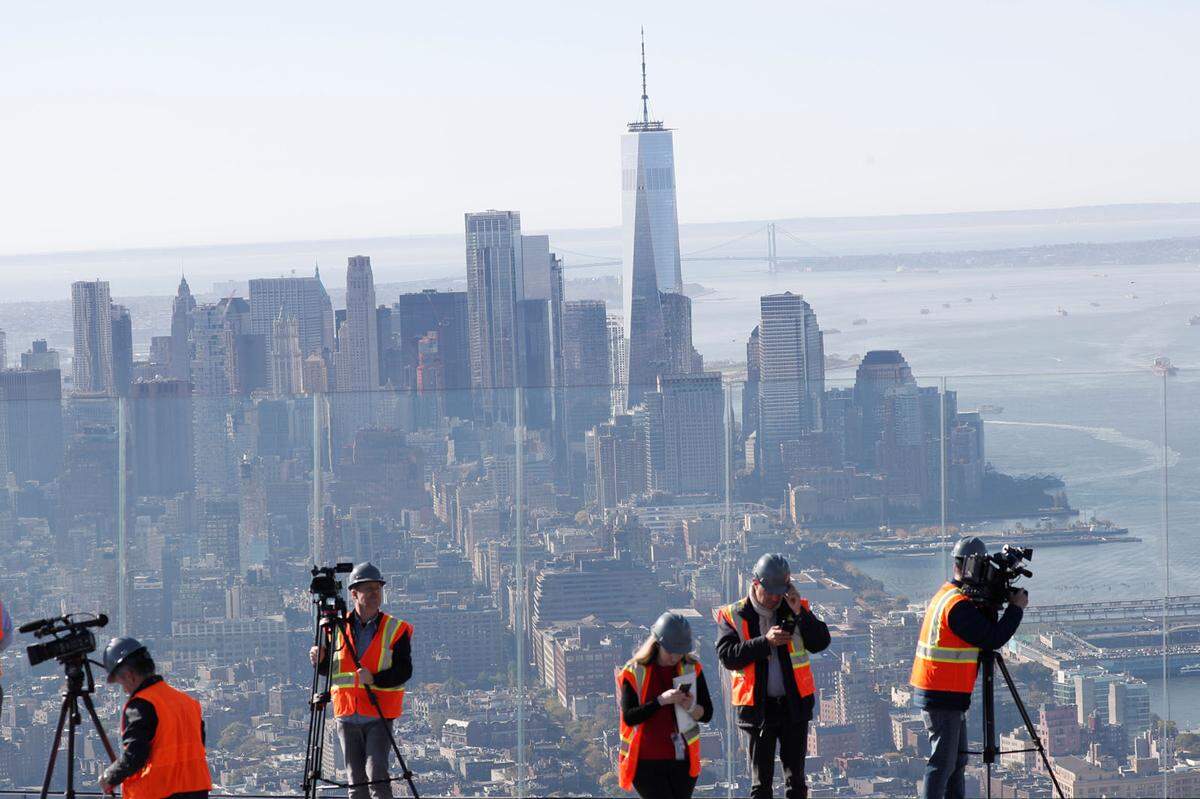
left=660, top=292, right=701, bottom=375
left=340, top=256, right=380, bottom=390
left=514, top=234, right=565, bottom=433
left=853, top=350, right=915, bottom=468
left=110, top=304, right=133, bottom=397
left=586, top=415, right=643, bottom=509
left=130, top=378, right=194, bottom=498
left=648, top=372, right=724, bottom=497
left=249, top=270, right=335, bottom=360
left=191, top=303, right=235, bottom=495
left=394, top=289, right=471, bottom=418
left=757, top=293, right=825, bottom=487
left=607, top=314, right=628, bottom=414
left=169, top=276, right=196, bottom=381
left=21, top=340, right=60, bottom=372
left=269, top=312, right=304, bottom=396
left=71, top=280, right=115, bottom=395
left=465, top=210, right=523, bottom=421
left=621, top=35, right=682, bottom=405
left=561, top=300, right=610, bottom=443
left=0, top=368, right=64, bottom=483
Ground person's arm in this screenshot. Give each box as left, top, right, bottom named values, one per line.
left=102, top=698, right=158, bottom=785
left=620, top=678, right=662, bottom=726
left=796, top=606, right=831, bottom=654
left=716, top=610, right=770, bottom=670
left=947, top=600, right=1023, bottom=651
left=0, top=601, right=12, bottom=652
left=373, top=629, right=413, bottom=689
left=691, top=668, right=714, bottom=724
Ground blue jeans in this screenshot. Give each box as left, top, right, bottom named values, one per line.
left=920, top=709, right=969, bottom=799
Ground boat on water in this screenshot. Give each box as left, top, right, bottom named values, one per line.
left=976, top=404, right=1004, bottom=415
left=1181, top=663, right=1200, bottom=675
left=1152, top=357, right=1178, bottom=376
left=942, top=302, right=951, bottom=309
left=920, top=308, right=931, bottom=315
left=852, top=318, right=868, bottom=326
left=1090, top=302, right=1101, bottom=307
left=1189, top=314, right=1200, bottom=326
left=1127, top=293, right=1139, bottom=299
left=989, top=293, right=998, bottom=300
left=963, top=297, right=973, bottom=303
left=1056, top=306, right=1068, bottom=316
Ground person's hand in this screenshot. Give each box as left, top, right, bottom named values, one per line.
left=784, top=584, right=805, bottom=615
left=1010, top=588, right=1029, bottom=609
left=766, top=626, right=791, bottom=647
left=309, top=646, right=323, bottom=666
left=356, top=667, right=375, bottom=686
left=99, top=777, right=115, bottom=795
left=680, top=691, right=695, bottom=711
left=658, top=688, right=685, bottom=705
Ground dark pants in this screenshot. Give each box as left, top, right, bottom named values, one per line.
left=337, top=718, right=394, bottom=799
left=745, top=698, right=809, bottom=799
left=921, top=709, right=969, bottom=799
left=632, top=759, right=696, bottom=799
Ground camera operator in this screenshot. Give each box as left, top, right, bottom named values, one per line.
left=910, top=537, right=1029, bottom=799
left=717, top=553, right=831, bottom=799
left=309, top=562, right=413, bottom=799
left=99, top=637, right=212, bottom=799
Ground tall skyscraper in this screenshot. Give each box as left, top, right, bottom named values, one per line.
left=562, top=300, right=610, bottom=443
left=394, top=289, right=471, bottom=418
left=130, top=378, right=194, bottom=498
left=21, top=340, right=60, bottom=372
left=249, top=270, right=335, bottom=361
left=648, top=372, right=725, bottom=497
left=270, top=312, right=304, bottom=396
left=0, top=368, right=64, bottom=483
left=191, top=303, right=235, bottom=494
left=757, top=293, right=825, bottom=486
left=607, top=314, right=629, bottom=414
left=515, top=234, right=565, bottom=433
left=621, top=34, right=682, bottom=404
left=169, top=276, right=196, bottom=381
left=465, top=210, right=522, bottom=421
left=111, top=304, right=133, bottom=397
left=341, top=256, right=380, bottom=390
left=71, top=280, right=115, bottom=395
left=853, top=350, right=915, bottom=468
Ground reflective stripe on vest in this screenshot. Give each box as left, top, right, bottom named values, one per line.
left=120, top=681, right=212, bottom=799
left=719, top=599, right=815, bottom=704
left=616, top=658, right=703, bottom=791
left=331, top=612, right=410, bottom=719
left=909, top=582, right=981, bottom=694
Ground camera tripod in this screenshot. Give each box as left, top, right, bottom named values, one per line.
left=966, top=649, right=1064, bottom=799
left=40, top=656, right=116, bottom=799
left=303, top=599, right=419, bottom=799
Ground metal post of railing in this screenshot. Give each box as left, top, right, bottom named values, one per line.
left=723, top=380, right=735, bottom=799
left=940, top=376, right=949, bottom=581
left=1160, top=371, right=1170, bottom=798
left=514, top=385, right=526, bottom=799
left=117, top=395, right=128, bottom=636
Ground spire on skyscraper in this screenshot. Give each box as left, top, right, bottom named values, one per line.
left=640, top=26, right=649, bottom=125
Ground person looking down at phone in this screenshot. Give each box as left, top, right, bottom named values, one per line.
left=616, top=612, right=713, bottom=799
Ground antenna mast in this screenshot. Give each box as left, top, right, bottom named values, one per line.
left=640, top=27, right=649, bottom=125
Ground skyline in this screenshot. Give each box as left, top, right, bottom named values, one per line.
left=3, top=2, right=1199, bottom=255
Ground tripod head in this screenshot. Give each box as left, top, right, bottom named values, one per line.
left=310, top=564, right=352, bottom=628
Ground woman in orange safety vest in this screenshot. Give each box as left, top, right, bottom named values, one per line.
left=616, top=611, right=712, bottom=799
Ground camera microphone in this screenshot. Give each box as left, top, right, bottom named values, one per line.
left=19, top=616, right=63, bottom=634
left=18, top=614, right=109, bottom=635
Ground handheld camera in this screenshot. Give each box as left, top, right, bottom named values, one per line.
left=961, top=544, right=1033, bottom=609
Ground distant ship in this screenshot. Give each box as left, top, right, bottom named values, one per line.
left=1090, top=302, right=1101, bottom=307
left=963, top=297, right=973, bottom=303
left=942, top=302, right=951, bottom=309
left=920, top=308, right=931, bottom=315
left=852, top=318, right=868, bottom=326
left=1189, top=314, right=1200, bottom=326
left=1181, top=663, right=1200, bottom=675
left=1056, top=306, right=1068, bottom=316
left=1152, top=357, right=1178, bottom=376
left=989, top=293, right=998, bottom=300
left=1127, top=293, right=1139, bottom=299
left=976, top=404, right=1004, bottom=415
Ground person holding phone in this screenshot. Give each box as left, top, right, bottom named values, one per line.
left=716, top=553, right=831, bottom=799
left=616, top=612, right=713, bottom=799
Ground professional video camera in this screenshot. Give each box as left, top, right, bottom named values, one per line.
left=309, top=563, right=353, bottom=618
left=21, top=613, right=108, bottom=667
left=960, top=544, right=1033, bottom=608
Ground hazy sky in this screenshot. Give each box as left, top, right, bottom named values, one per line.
left=2, top=1, right=1197, bottom=255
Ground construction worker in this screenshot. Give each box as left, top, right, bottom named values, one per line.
left=616, top=612, right=713, bottom=799
left=716, top=553, right=830, bottom=799
left=910, top=537, right=1028, bottom=799
left=99, top=637, right=212, bottom=799
left=310, top=562, right=413, bottom=799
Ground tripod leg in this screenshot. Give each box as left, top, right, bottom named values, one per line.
left=40, top=695, right=71, bottom=799
left=80, top=692, right=117, bottom=761
left=65, top=697, right=80, bottom=799
left=995, top=653, right=1066, bottom=799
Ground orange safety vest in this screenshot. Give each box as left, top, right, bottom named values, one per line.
left=331, top=612, right=412, bottom=719
left=717, top=599, right=815, bottom=705
left=120, top=680, right=212, bottom=799
left=615, top=658, right=702, bottom=792
left=909, top=582, right=982, bottom=694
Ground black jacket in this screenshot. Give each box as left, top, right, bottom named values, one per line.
left=716, top=596, right=831, bottom=729
left=316, top=611, right=413, bottom=690
left=913, top=582, right=1024, bottom=712
left=102, top=675, right=208, bottom=799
